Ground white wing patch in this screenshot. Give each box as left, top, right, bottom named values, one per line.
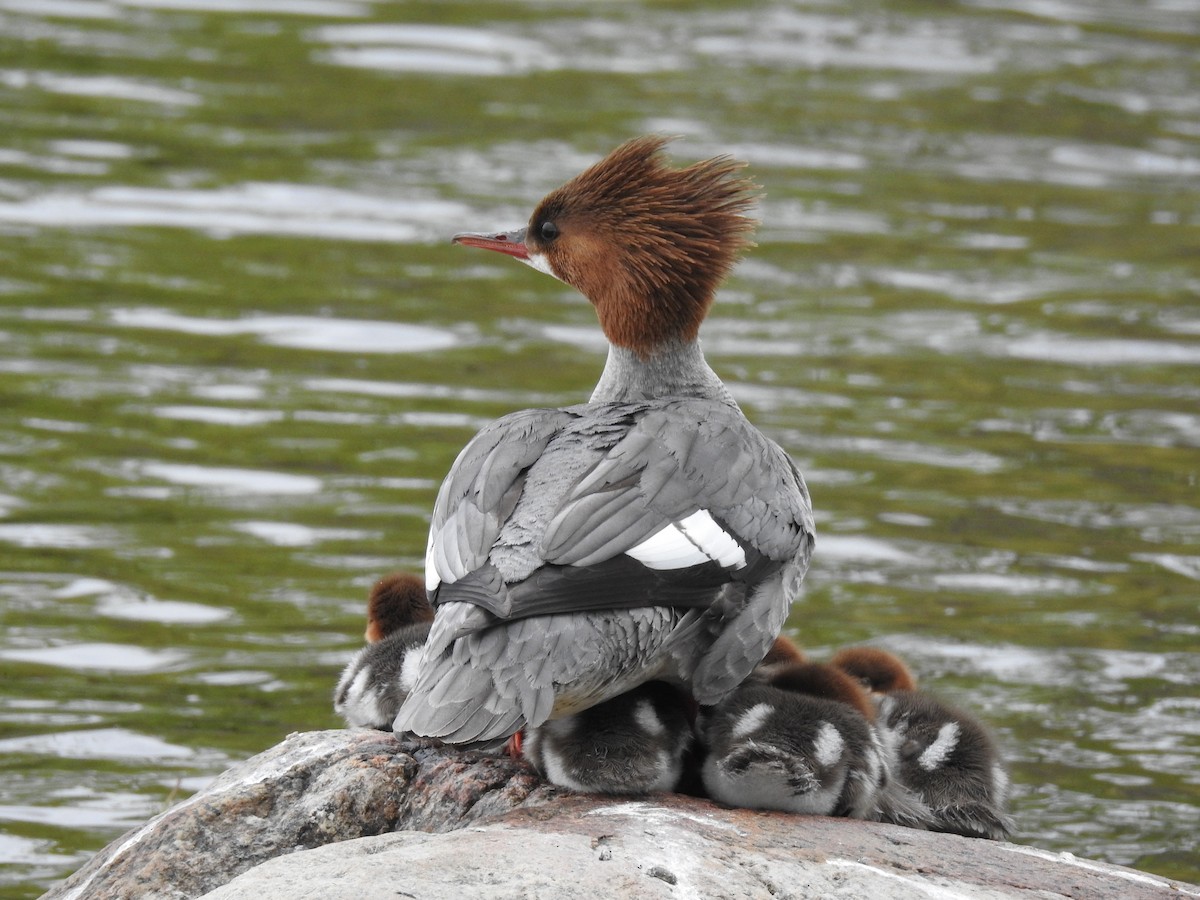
left=424, top=525, right=440, bottom=591
left=425, top=520, right=472, bottom=591
left=625, top=509, right=747, bottom=571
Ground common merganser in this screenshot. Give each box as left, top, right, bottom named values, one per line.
left=875, top=689, right=1013, bottom=840
left=831, top=647, right=1013, bottom=839
left=365, top=571, right=433, bottom=643
left=829, top=645, right=917, bottom=694
left=759, top=633, right=807, bottom=668
left=334, top=572, right=433, bottom=729
left=698, top=661, right=884, bottom=817
left=522, top=680, right=692, bottom=795
left=392, top=136, right=815, bottom=746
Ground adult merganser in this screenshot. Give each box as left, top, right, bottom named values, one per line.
left=698, top=661, right=884, bottom=817
left=831, top=647, right=1013, bottom=839
left=334, top=572, right=434, bottom=729
left=522, top=680, right=692, bottom=795
left=393, top=136, right=815, bottom=746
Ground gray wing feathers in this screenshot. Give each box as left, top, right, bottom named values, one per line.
left=428, top=409, right=573, bottom=589
left=540, top=401, right=811, bottom=569
left=689, top=563, right=804, bottom=705
left=401, top=398, right=815, bottom=743
left=396, top=602, right=662, bottom=744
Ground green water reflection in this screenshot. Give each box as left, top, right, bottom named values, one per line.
left=0, top=1, right=1197, bottom=896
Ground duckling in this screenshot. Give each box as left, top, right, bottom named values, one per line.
left=875, top=689, right=1013, bottom=840
left=829, top=644, right=916, bottom=694
left=757, top=633, right=807, bottom=669
left=698, top=662, right=884, bottom=818
left=830, top=646, right=1012, bottom=840
left=365, top=571, right=433, bottom=643
left=334, top=573, right=433, bottom=730
left=522, top=681, right=692, bottom=795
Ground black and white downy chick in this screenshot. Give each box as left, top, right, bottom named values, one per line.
left=334, top=573, right=433, bottom=729
left=698, top=662, right=885, bottom=818
left=830, top=646, right=1012, bottom=840
left=522, top=681, right=693, bottom=795
left=875, top=689, right=1013, bottom=840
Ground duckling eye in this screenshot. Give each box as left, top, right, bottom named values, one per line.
left=539, top=221, right=559, bottom=242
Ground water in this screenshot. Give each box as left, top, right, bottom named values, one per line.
left=1, top=0, right=1197, bottom=895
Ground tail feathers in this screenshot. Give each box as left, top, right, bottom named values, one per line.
left=393, top=642, right=554, bottom=744
left=872, top=779, right=933, bottom=830
left=929, top=804, right=1015, bottom=842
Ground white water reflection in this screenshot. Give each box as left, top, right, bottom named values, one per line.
left=111, top=308, right=461, bottom=353
left=304, top=376, right=566, bottom=406
left=149, top=405, right=286, bottom=427
left=230, top=520, right=375, bottom=547
left=0, top=183, right=471, bottom=243
left=814, top=534, right=921, bottom=564
left=692, top=10, right=1001, bottom=75
left=0, top=727, right=194, bottom=760
left=121, top=0, right=369, bottom=13
left=0, top=643, right=187, bottom=672
left=3, top=0, right=372, bottom=14
left=54, top=577, right=234, bottom=624
left=0, top=69, right=200, bottom=106
left=312, top=24, right=546, bottom=76
left=930, top=571, right=1095, bottom=596
left=134, top=461, right=322, bottom=495
left=0, top=793, right=159, bottom=829
left=1003, top=334, right=1200, bottom=367
left=0, top=524, right=119, bottom=549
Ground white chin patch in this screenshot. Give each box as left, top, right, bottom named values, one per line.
left=625, top=509, right=747, bottom=571
left=519, top=251, right=563, bottom=282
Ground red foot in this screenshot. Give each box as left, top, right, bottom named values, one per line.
left=505, top=730, right=524, bottom=759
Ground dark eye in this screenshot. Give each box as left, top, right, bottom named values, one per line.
left=540, top=220, right=559, bottom=242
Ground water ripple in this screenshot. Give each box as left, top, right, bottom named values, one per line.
left=0, top=727, right=195, bottom=760
left=0, top=183, right=471, bottom=242
left=0, top=643, right=187, bottom=672
left=111, top=308, right=462, bottom=354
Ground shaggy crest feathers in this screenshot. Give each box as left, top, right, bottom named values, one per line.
left=525, top=135, right=758, bottom=356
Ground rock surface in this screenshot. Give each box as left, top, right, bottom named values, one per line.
left=42, top=729, right=1198, bottom=900
left=42, top=729, right=552, bottom=900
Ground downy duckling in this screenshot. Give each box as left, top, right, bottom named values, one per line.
left=699, top=662, right=884, bottom=818
left=523, top=681, right=692, bottom=795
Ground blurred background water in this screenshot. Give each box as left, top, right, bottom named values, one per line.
left=0, top=0, right=1197, bottom=896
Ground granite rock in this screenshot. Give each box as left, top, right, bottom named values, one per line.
left=41, top=729, right=1198, bottom=900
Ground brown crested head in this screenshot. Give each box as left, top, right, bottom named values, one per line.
left=829, top=646, right=918, bottom=695
left=524, top=135, right=757, bottom=357
left=365, top=572, right=433, bottom=643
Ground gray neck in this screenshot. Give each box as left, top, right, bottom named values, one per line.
left=589, top=338, right=739, bottom=407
